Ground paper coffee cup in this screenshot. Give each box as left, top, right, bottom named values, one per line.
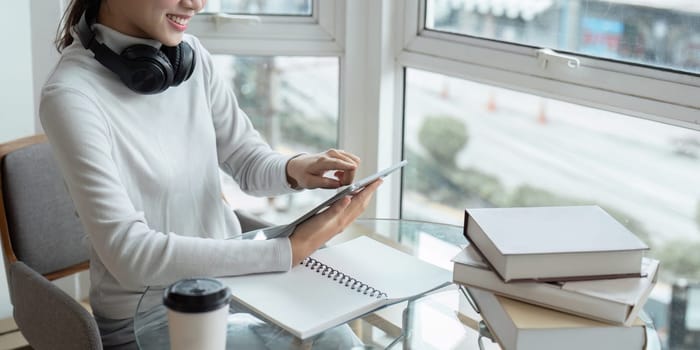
left=163, top=278, right=231, bottom=350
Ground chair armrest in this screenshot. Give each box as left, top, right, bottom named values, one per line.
left=9, top=261, right=102, bottom=350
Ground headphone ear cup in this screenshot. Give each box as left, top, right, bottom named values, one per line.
left=162, top=42, right=196, bottom=86
left=120, top=44, right=174, bottom=94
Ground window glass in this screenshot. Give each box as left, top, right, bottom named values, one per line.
left=426, top=0, right=700, bottom=73
left=203, top=0, right=312, bottom=16
left=211, top=56, right=339, bottom=223
left=403, top=68, right=700, bottom=347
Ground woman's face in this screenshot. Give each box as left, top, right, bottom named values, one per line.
left=98, top=0, right=207, bottom=46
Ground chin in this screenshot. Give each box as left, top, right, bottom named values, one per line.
left=160, top=35, right=184, bottom=47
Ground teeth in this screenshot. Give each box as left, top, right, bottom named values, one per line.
left=167, top=14, right=188, bottom=26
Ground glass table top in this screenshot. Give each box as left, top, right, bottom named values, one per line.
left=133, top=218, right=661, bottom=349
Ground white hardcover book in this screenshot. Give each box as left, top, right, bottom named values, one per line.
left=452, top=245, right=659, bottom=326
left=464, top=206, right=649, bottom=282
left=468, top=287, right=647, bottom=350
left=219, top=236, right=451, bottom=339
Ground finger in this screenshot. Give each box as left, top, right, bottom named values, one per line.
left=353, top=178, right=383, bottom=198
left=306, top=176, right=343, bottom=190
left=327, top=149, right=359, bottom=164
left=338, top=159, right=357, bottom=185
left=345, top=179, right=383, bottom=209
left=342, top=151, right=361, bottom=165
left=335, top=170, right=356, bottom=186
left=340, top=179, right=383, bottom=219
left=324, top=151, right=358, bottom=185
left=309, top=157, right=357, bottom=175
left=325, top=149, right=361, bottom=170
left=332, top=195, right=352, bottom=210
left=320, top=195, right=351, bottom=218
left=321, top=179, right=381, bottom=220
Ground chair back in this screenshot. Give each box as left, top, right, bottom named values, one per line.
left=0, top=135, right=89, bottom=280
left=0, top=135, right=101, bottom=350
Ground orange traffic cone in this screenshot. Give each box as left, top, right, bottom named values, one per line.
left=537, top=100, right=548, bottom=124
left=486, top=92, right=497, bottom=112
left=440, top=80, right=450, bottom=99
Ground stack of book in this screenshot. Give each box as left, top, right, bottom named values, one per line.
left=452, top=205, right=659, bottom=350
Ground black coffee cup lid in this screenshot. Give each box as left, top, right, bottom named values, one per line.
left=163, top=278, right=231, bottom=313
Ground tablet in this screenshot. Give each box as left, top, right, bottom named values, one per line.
left=257, top=160, right=408, bottom=239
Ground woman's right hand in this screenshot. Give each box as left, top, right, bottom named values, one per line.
left=289, top=179, right=383, bottom=266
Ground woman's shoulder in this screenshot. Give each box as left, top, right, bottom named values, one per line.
left=40, top=45, right=108, bottom=125
left=43, top=44, right=106, bottom=99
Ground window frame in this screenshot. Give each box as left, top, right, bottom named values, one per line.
left=187, top=0, right=345, bottom=56
left=398, top=0, right=700, bottom=131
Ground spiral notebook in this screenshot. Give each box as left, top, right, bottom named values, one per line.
left=218, top=236, right=451, bottom=339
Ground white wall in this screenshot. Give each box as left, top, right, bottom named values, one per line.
left=0, top=1, right=34, bottom=320
left=31, top=0, right=65, bottom=134
left=0, top=1, right=34, bottom=143
left=1, top=0, right=68, bottom=320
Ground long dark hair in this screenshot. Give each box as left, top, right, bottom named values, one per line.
left=55, top=0, right=96, bottom=52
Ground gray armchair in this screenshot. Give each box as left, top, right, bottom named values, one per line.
left=0, top=134, right=101, bottom=350
left=1, top=135, right=273, bottom=349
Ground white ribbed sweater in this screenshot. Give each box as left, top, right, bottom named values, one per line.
left=40, top=24, right=294, bottom=319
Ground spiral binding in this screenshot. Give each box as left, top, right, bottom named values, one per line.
left=301, top=257, right=388, bottom=299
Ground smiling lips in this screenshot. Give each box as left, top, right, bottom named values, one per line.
left=166, top=14, right=190, bottom=31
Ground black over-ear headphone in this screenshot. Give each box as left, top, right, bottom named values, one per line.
left=75, top=4, right=196, bottom=94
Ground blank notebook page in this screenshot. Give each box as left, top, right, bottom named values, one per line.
left=220, top=236, right=450, bottom=338
left=313, top=236, right=451, bottom=300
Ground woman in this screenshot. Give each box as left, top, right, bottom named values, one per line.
left=42, top=0, right=381, bottom=348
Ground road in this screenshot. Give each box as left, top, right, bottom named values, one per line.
left=402, top=69, right=700, bottom=244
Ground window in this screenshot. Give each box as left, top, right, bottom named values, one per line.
left=401, top=0, right=700, bottom=130
left=425, top=0, right=700, bottom=73
left=213, top=55, right=341, bottom=222
left=211, top=55, right=338, bottom=153
left=403, top=67, right=700, bottom=259
left=189, top=1, right=346, bottom=223
left=399, top=2, right=700, bottom=347
left=188, top=0, right=342, bottom=55
left=400, top=66, right=700, bottom=349
left=203, top=0, right=312, bottom=16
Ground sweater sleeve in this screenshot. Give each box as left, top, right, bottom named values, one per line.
left=39, top=85, right=292, bottom=289
left=197, top=39, right=298, bottom=197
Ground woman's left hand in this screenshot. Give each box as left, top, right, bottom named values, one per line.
left=286, top=149, right=360, bottom=189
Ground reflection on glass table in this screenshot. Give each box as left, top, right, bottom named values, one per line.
left=669, top=281, right=700, bottom=349
left=133, top=219, right=662, bottom=349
